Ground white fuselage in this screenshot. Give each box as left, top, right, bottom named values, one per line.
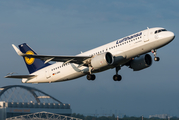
left=22, top=27, right=174, bottom=83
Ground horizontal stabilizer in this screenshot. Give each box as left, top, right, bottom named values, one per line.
left=5, top=75, right=37, bottom=79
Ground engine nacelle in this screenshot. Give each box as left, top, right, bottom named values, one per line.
left=91, top=52, right=114, bottom=70
left=130, top=54, right=152, bottom=71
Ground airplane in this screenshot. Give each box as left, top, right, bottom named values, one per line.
left=5, top=27, right=175, bottom=83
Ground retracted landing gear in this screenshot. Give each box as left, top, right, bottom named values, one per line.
left=151, top=49, right=160, bottom=61
left=113, top=66, right=122, bottom=81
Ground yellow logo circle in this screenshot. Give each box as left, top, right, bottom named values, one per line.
left=25, top=51, right=35, bottom=65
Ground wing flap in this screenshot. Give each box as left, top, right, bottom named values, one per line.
left=5, top=75, right=37, bottom=79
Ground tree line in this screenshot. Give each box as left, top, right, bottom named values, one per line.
left=71, top=113, right=179, bottom=120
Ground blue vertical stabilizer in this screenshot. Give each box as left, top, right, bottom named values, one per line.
left=19, top=43, right=51, bottom=74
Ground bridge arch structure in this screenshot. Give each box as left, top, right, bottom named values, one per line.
left=0, top=85, right=72, bottom=119
left=0, top=85, right=63, bottom=104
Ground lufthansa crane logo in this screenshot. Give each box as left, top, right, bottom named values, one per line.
left=25, top=51, right=35, bottom=65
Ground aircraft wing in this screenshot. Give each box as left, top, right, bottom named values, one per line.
left=5, top=75, right=37, bottom=79
left=23, top=55, right=91, bottom=64
left=12, top=44, right=91, bottom=64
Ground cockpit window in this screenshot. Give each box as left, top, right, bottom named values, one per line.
left=161, top=29, right=167, bottom=32
left=155, top=29, right=167, bottom=34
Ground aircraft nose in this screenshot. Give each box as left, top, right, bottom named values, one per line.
left=166, top=31, right=175, bottom=42
left=171, top=32, right=175, bottom=41
left=169, top=31, right=175, bottom=41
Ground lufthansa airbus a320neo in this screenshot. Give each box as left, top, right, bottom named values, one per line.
left=5, top=27, right=175, bottom=83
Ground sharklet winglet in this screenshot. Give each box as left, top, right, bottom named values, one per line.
left=12, top=44, right=24, bottom=56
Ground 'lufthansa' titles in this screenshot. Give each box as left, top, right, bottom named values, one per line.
left=116, top=32, right=142, bottom=44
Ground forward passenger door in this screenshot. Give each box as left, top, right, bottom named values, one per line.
left=143, top=29, right=149, bottom=42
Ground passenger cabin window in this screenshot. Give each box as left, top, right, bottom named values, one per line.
left=155, top=29, right=167, bottom=34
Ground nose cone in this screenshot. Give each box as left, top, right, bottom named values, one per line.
left=171, top=32, right=175, bottom=41
left=168, top=31, right=175, bottom=42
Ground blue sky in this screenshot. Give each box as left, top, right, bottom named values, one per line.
left=0, top=0, right=179, bottom=117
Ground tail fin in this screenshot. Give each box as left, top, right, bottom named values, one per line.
left=18, top=43, right=51, bottom=74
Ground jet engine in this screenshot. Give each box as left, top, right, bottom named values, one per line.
left=129, top=54, right=152, bottom=71
left=91, top=52, right=114, bottom=70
